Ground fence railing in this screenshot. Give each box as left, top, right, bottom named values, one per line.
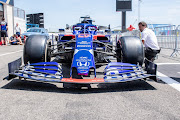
left=176, top=25, right=180, bottom=51
left=154, top=25, right=180, bottom=57
left=119, top=26, right=180, bottom=57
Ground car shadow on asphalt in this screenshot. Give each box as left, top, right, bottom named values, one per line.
left=1, top=79, right=156, bottom=94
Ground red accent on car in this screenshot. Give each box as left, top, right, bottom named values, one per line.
left=93, top=35, right=106, bottom=40
left=64, top=35, right=75, bottom=39
left=61, top=78, right=104, bottom=83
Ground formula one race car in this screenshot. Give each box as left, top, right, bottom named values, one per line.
left=7, top=16, right=157, bottom=85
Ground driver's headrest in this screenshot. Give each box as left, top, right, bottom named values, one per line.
left=81, top=20, right=89, bottom=24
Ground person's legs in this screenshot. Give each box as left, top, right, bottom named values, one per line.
left=1, top=37, right=4, bottom=45
left=16, top=32, right=20, bottom=37
left=11, top=41, right=18, bottom=45
left=145, top=48, right=157, bottom=62
left=5, top=31, right=9, bottom=44
left=5, top=37, right=9, bottom=45
left=144, top=47, right=160, bottom=74
left=1, top=31, right=5, bottom=45
left=16, top=37, right=23, bottom=45
left=9, top=40, right=12, bottom=44
left=18, top=37, right=22, bottom=44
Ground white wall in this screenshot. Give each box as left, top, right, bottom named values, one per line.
left=4, top=4, right=14, bottom=37
left=14, top=16, right=26, bottom=34
left=2, top=4, right=26, bottom=37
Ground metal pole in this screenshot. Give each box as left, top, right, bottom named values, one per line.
left=175, top=27, right=178, bottom=51
left=138, top=0, right=141, bottom=24
left=52, top=34, right=54, bottom=44
left=171, top=26, right=179, bottom=57
left=138, top=0, right=142, bottom=38
left=52, top=34, right=54, bottom=51
left=122, top=11, right=126, bottom=33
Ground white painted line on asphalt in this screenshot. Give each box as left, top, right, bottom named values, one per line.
left=157, top=63, right=180, bottom=65
left=0, top=50, right=23, bottom=57
left=178, top=72, right=180, bottom=74
left=157, top=72, right=180, bottom=92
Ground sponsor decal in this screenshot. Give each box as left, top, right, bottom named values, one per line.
left=77, top=45, right=91, bottom=48
left=78, top=34, right=90, bottom=38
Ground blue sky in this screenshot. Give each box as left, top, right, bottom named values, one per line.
left=14, top=0, right=180, bottom=30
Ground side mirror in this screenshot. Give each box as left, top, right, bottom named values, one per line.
left=108, top=24, right=111, bottom=30
left=66, top=24, right=70, bottom=30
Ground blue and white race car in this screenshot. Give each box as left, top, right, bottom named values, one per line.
left=7, top=16, right=157, bottom=85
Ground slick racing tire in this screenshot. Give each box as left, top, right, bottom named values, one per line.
left=116, top=36, right=144, bottom=66
left=23, top=35, right=51, bottom=64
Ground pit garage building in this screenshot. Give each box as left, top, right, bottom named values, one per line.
left=0, top=0, right=26, bottom=37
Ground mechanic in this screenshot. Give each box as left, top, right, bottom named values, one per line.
left=9, top=34, right=23, bottom=45
left=138, top=21, right=160, bottom=62
left=0, top=17, right=9, bottom=45
left=15, top=23, right=21, bottom=37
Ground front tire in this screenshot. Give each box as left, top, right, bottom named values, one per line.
left=116, top=36, right=144, bottom=65
left=23, top=35, right=51, bottom=64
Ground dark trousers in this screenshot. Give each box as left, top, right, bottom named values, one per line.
left=144, top=48, right=160, bottom=78
left=1, top=30, right=8, bottom=37
left=16, top=32, right=20, bottom=37
left=145, top=47, right=161, bottom=62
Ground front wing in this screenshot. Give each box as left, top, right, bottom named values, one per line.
left=7, top=58, right=156, bottom=84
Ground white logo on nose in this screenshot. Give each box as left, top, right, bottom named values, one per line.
left=77, top=62, right=90, bottom=66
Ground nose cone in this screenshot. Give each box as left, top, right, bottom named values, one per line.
left=71, top=34, right=96, bottom=77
